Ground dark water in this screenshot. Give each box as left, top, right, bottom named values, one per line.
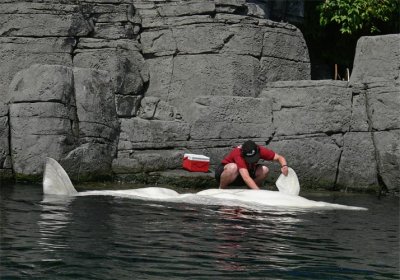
left=0, top=183, right=399, bottom=280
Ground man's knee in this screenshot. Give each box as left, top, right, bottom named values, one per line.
left=219, top=163, right=239, bottom=188
left=257, top=165, right=269, bottom=178
left=223, top=163, right=239, bottom=176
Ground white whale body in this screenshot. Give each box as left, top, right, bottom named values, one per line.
left=43, top=158, right=367, bottom=211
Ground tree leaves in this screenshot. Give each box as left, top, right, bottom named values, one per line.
left=319, top=0, right=400, bottom=34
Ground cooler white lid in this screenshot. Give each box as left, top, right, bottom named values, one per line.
left=184, top=153, right=210, bottom=161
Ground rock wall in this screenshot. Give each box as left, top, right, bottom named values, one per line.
left=261, top=34, right=400, bottom=192
left=0, top=1, right=398, bottom=194
left=7, top=64, right=119, bottom=180
left=348, top=35, right=400, bottom=193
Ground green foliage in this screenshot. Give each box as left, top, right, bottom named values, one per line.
left=319, top=0, right=400, bottom=34
left=297, top=0, right=399, bottom=78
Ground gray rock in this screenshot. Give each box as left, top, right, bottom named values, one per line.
left=7, top=64, right=77, bottom=175
left=142, top=23, right=239, bottom=56
left=259, top=57, right=311, bottom=82
left=268, top=135, right=342, bottom=189
left=76, top=38, right=141, bottom=51
left=350, top=34, right=400, bottom=84
left=0, top=116, right=9, bottom=168
left=136, top=5, right=159, bottom=21
left=367, top=83, right=400, bottom=131
left=138, top=97, right=179, bottom=121
left=141, top=14, right=214, bottom=29
left=147, top=53, right=262, bottom=108
left=0, top=102, right=8, bottom=117
left=74, top=41, right=148, bottom=95
left=3, top=155, right=12, bottom=169
left=112, top=150, right=184, bottom=173
left=8, top=64, right=74, bottom=104
left=259, top=24, right=311, bottom=81
left=337, top=132, right=379, bottom=190
left=145, top=56, right=174, bottom=98
left=7, top=64, right=120, bottom=177
left=214, top=13, right=259, bottom=25
left=10, top=102, right=75, bottom=175
left=262, top=27, right=309, bottom=62
left=9, top=102, right=73, bottom=121
left=147, top=169, right=216, bottom=189
left=67, top=68, right=120, bottom=179
left=153, top=100, right=179, bottom=121
left=78, top=0, right=133, bottom=4
left=215, top=0, right=246, bottom=6
left=260, top=80, right=351, bottom=136
left=115, top=94, right=142, bottom=117
left=141, top=29, right=177, bottom=56
left=93, top=22, right=136, bottom=39
left=349, top=89, right=369, bottom=132
left=61, top=142, right=116, bottom=180
left=73, top=68, right=120, bottom=142
left=91, top=3, right=134, bottom=23
left=245, top=2, right=268, bottom=18
left=142, top=22, right=303, bottom=59
left=119, top=118, right=190, bottom=149
left=138, top=96, right=160, bottom=119
left=373, top=130, right=400, bottom=192
left=221, top=25, right=264, bottom=57
left=174, top=24, right=233, bottom=55
left=0, top=3, right=92, bottom=37
left=0, top=37, right=74, bottom=108
left=165, top=54, right=261, bottom=120
left=188, top=96, right=273, bottom=140
left=156, top=1, right=215, bottom=17
left=216, top=0, right=246, bottom=13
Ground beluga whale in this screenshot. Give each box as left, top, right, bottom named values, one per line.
left=43, top=157, right=367, bottom=211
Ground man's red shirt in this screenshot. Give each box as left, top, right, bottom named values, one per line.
left=221, top=145, right=275, bottom=170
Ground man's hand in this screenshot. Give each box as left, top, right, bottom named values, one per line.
left=281, top=165, right=289, bottom=176
left=239, top=168, right=260, bottom=190
left=274, top=153, right=289, bottom=176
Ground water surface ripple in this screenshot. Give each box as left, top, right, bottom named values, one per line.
left=1, top=184, right=398, bottom=279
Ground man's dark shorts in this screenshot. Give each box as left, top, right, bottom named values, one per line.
left=215, top=163, right=263, bottom=187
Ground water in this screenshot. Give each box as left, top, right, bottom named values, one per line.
left=1, top=183, right=399, bottom=280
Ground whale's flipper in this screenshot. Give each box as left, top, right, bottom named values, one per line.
left=43, top=157, right=78, bottom=196
left=276, top=167, right=300, bottom=196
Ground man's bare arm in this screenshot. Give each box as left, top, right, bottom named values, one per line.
left=274, top=153, right=289, bottom=176
left=239, top=168, right=260, bottom=190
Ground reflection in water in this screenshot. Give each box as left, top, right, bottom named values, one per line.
left=213, top=206, right=305, bottom=273
left=215, top=207, right=248, bottom=272
left=38, top=196, right=74, bottom=254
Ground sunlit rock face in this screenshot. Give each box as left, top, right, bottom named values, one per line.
left=348, top=34, right=400, bottom=192
left=8, top=65, right=119, bottom=180
left=0, top=1, right=398, bottom=193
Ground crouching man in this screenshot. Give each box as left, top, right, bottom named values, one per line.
left=215, top=140, right=289, bottom=190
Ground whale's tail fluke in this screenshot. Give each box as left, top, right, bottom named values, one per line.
left=43, top=157, right=78, bottom=196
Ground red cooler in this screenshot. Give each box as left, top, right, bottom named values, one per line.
left=182, top=154, right=210, bottom=172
